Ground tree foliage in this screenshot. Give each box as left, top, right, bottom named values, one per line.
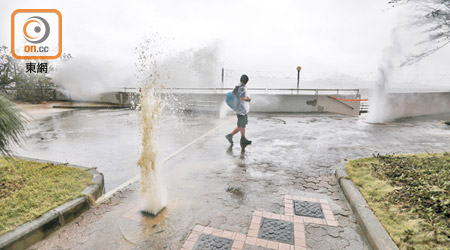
left=0, top=46, right=72, bottom=154
left=0, top=46, right=24, bottom=89
left=0, top=46, right=73, bottom=102
left=389, top=0, right=450, bottom=65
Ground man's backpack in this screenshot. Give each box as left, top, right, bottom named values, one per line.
left=225, top=86, right=240, bottom=111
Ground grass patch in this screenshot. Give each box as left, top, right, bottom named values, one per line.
left=347, top=153, right=450, bottom=250
left=0, top=157, right=92, bottom=235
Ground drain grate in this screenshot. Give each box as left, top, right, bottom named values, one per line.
left=257, top=217, right=294, bottom=245
left=293, top=200, right=324, bottom=218
left=193, top=234, right=234, bottom=250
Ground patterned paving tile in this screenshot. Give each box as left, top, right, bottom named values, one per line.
left=193, top=234, right=233, bottom=250
left=293, top=200, right=324, bottom=218
left=257, top=217, right=294, bottom=245
left=246, top=210, right=306, bottom=249
left=284, top=195, right=338, bottom=227
left=182, top=194, right=338, bottom=250
left=182, top=225, right=244, bottom=250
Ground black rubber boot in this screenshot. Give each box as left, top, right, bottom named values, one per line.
left=240, top=137, right=252, bottom=145
left=225, top=134, right=233, bottom=144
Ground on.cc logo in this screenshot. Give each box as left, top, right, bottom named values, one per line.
left=23, top=16, right=50, bottom=44
left=11, top=9, right=62, bottom=60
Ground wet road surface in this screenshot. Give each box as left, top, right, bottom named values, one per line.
left=26, top=111, right=450, bottom=249
left=14, top=109, right=221, bottom=191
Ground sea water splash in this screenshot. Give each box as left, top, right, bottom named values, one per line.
left=135, top=35, right=168, bottom=215
left=135, top=34, right=223, bottom=214
left=367, top=29, right=402, bottom=124
left=137, top=87, right=167, bottom=215
left=219, top=101, right=230, bottom=118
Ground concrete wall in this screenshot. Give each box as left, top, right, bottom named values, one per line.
left=317, top=96, right=360, bottom=116
left=159, top=93, right=360, bottom=116
left=383, top=92, right=450, bottom=120
left=250, top=94, right=318, bottom=113
left=94, top=92, right=361, bottom=116
left=60, top=90, right=450, bottom=119
left=96, top=92, right=137, bottom=104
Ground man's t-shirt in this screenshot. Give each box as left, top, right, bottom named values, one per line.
left=236, top=85, right=250, bottom=115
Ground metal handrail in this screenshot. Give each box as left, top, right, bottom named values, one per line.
left=327, top=96, right=354, bottom=110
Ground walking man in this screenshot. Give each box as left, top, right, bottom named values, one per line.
left=226, top=74, right=252, bottom=145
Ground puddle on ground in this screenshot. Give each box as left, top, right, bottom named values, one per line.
left=119, top=200, right=194, bottom=248
left=247, top=167, right=275, bottom=178
left=272, top=139, right=298, bottom=146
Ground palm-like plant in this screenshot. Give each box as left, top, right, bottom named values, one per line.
left=0, top=96, right=25, bottom=156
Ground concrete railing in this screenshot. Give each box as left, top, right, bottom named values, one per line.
left=121, top=87, right=360, bottom=96
left=100, top=87, right=363, bottom=116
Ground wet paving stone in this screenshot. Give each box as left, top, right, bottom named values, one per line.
left=193, top=234, right=234, bottom=250
left=32, top=112, right=450, bottom=250
left=293, top=200, right=324, bottom=218
left=257, top=218, right=294, bottom=245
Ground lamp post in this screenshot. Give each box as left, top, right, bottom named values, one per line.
left=221, top=67, right=224, bottom=89
left=296, top=66, right=302, bottom=94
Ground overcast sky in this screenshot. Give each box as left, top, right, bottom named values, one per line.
left=1, top=0, right=449, bottom=88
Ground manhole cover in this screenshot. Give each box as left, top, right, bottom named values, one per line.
left=193, top=234, right=234, bottom=250
left=257, top=218, right=294, bottom=245
left=293, top=200, right=324, bottom=218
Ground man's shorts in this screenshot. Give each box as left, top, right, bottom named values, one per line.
left=237, top=114, right=248, bottom=128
